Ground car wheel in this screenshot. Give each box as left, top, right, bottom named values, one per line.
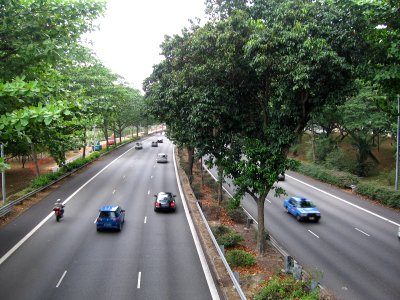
left=117, top=224, right=122, bottom=232
left=286, top=207, right=290, bottom=214
left=296, top=215, right=302, bottom=222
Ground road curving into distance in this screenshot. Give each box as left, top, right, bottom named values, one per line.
left=0, top=136, right=221, bottom=300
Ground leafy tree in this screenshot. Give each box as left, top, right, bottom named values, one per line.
left=337, top=83, right=393, bottom=176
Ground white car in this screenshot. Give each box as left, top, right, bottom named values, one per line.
left=135, top=142, right=143, bottom=149
left=156, top=153, right=168, bottom=163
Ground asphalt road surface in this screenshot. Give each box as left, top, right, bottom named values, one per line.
left=207, top=167, right=400, bottom=300
left=0, top=136, right=220, bottom=300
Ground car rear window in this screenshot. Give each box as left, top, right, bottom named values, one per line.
left=100, top=211, right=116, bottom=218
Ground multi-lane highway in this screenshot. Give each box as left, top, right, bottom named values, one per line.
left=210, top=168, right=400, bottom=300
left=0, top=136, right=220, bottom=300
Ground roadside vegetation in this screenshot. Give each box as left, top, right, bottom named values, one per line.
left=290, top=134, right=400, bottom=209
left=0, top=0, right=150, bottom=180
left=1, top=0, right=399, bottom=257
left=180, top=148, right=334, bottom=299
left=145, top=0, right=400, bottom=256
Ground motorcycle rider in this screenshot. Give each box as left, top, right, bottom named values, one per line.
left=53, top=199, right=65, bottom=216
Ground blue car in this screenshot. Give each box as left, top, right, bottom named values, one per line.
left=96, top=205, right=125, bottom=231
left=283, top=196, right=321, bottom=222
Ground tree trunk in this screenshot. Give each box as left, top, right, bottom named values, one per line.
left=82, top=127, right=87, bottom=159
left=311, top=124, right=316, bottom=162
left=31, top=143, right=40, bottom=177
left=256, top=194, right=267, bottom=255
left=217, top=167, right=224, bottom=205
left=187, top=146, right=194, bottom=184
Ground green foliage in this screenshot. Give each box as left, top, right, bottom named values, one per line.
left=0, top=157, right=10, bottom=172
left=217, top=231, right=244, bottom=247
left=324, top=148, right=357, bottom=173
left=212, top=224, right=231, bottom=236
left=227, top=207, right=247, bottom=224
left=227, top=194, right=241, bottom=210
left=254, top=275, right=319, bottom=300
left=356, top=182, right=400, bottom=209
left=225, top=249, right=256, bottom=268
left=296, top=162, right=359, bottom=188
left=31, top=172, right=62, bottom=189
left=306, top=138, right=334, bottom=163
left=212, top=224, right=244, bottom=247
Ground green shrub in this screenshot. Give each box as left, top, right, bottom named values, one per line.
left=254, top=275, right=319, bottom=300
left=227, top=207, right=247, bottom=224
left=217, top=232, right=244, bottom=247
left=357, top=182, right=400, bottom=209
left=225, top=249, right=256, bottom=268
left=211, top=224, right=231, bottom=237
left=31, top=173, right=58, bottom=188
left=296, top=162, right=359, bottom=188
left=324, top=148, right=357, bottom=173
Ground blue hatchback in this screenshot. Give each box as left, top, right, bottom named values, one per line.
left=283, top=196, right=321, bottom=222
left=96, top=205, right=125, bottom=231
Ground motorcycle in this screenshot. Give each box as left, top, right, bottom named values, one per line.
left=53, top=207, right=64, bottom=222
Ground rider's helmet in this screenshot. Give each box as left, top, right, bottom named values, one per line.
left=56, top=199, right=61, bottom=203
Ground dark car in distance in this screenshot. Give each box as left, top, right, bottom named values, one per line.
left=154, top=192, right=176, bottom=212
left=151, top=141, right=158, bottom=147
left=96, top=205, right=125, bottom=231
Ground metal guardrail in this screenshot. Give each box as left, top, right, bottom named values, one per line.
left=196, top=200, right=247, bottom=300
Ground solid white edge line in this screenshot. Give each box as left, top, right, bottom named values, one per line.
left=0, top=146, right=135, bottom=266
left=206, top=165, right=399, bottom=228
left=56, top=270, right=67, bottom=288
left=287, top=174, right=400, bottom=227
left=137, top=271, right=141, bottom=289
left=173, top=148, right=220, bottom=300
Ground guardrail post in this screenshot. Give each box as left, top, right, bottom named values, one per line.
left=284, top=255, right=293, bottom=273
left=233, top=271, right=240, bottom=285
left=293, top=261, right=303, bottom=280
left=246, top=217, right=253, bottom=229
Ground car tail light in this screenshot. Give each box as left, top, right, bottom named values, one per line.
left=155, top=202, right=160, bottom=207
left=170, top=202, right=175, bottom=207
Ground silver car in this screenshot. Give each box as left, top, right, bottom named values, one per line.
left=156, top=153, right=168, bottom=163
left=135, top=142, right=143, bottom=149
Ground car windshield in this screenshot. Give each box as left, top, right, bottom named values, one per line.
left=100, top=211, right=116, bottom=218
left=299, top=201, right=315, bottom=208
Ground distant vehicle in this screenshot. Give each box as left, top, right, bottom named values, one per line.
left=92, top=141, right=102, bottom=151
left=135, top=142, right=143, bottom=149
left=278, top=173, right=285, bottom=181
left=151, top=141, right=158, bottom=147
left=157, top=138, right=163, bottom=143
left=154, top=192, right=176, bottom=212
left=96, top=205, right=125, bottom=231
left=283, top=196, right=321, bottom=222
left=108, top=133, right=116, bottom=145
left=156, top=153, right=168, bottom=163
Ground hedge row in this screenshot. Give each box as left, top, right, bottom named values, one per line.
left=296, top=162, right=400, bottom=209
left=356, top=182, right=400, bottom=209
left=296, top=162, right=359, bottom=188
